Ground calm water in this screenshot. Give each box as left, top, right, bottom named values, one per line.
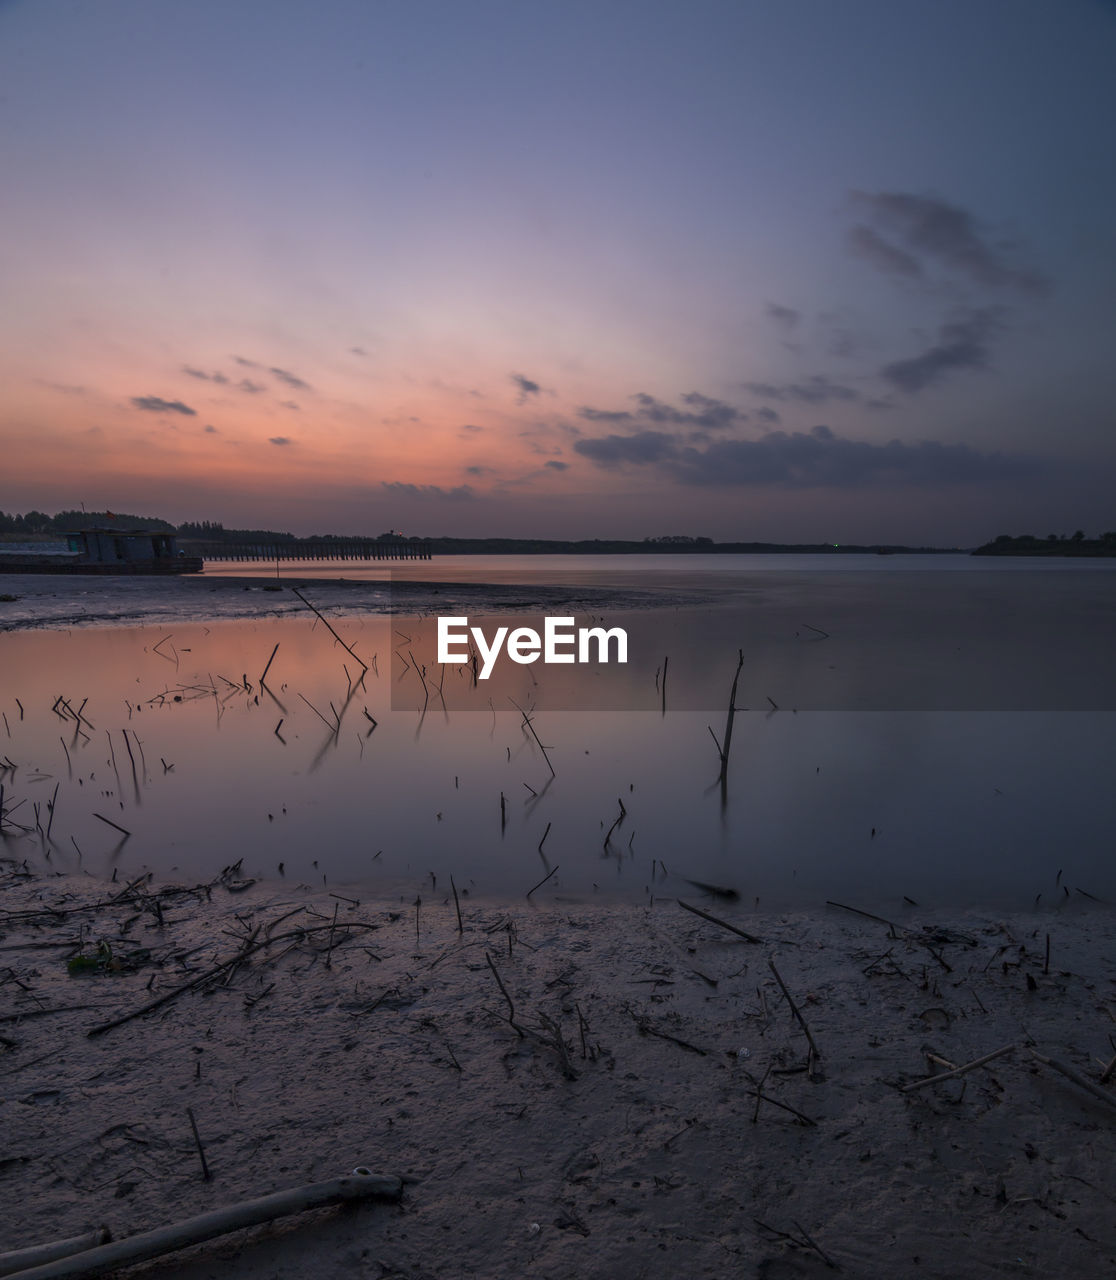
left=1, top=556, right=1113, bottom=907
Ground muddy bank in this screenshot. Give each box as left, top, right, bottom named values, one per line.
left=2, top=867, right=1114, bottom=1278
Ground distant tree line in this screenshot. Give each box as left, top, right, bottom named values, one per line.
left=3, top=508, right=979, bottom=554
left=176, top=520, right=296, bottom=544
left=0, top=509, right=175, bottom=535
left=973, top=531, right=1116, bottom=557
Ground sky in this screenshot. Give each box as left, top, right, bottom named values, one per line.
left=2, top=0, right=1115, bottom=544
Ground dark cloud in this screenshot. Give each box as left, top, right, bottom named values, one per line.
left=544, top=460, right=569, bottom=471
left=756, top=406, right=781, bottom=424
left=238, top=379, right=266, bottom=394
left=849, top=191, right=1050, bottom=295
left=846, top=225, right=922, bottom=279
left=131, top=396, right=197, bottom=416
left=511, top=373, right=542, bottom=403
left=233, top=356, right=260, bottom=368
left=573, top=430, right=679, bottom=467
left=880, top=309, right=1002, bottom=394
left=579, top=392, right=745, bottom=431
left=464, top=465, right=494, bottom=477
left=350, top=346, right=368, bottom=357
left=270, top=366, right=311, bottom=391
left=182, top=366, right=230, bottom=385
left=204, top=425, right=219, bottom=434
left=671, top=432, right=1031, bottom=488
left=741, top=375, right=859, bottom=404
left=460, top=423, right=484, bottom=433
left=279, top=400, right=300, bottom=411
left=764, top=302, right=801, bottom=331
left=382, top=481, right=475, bottom=501
left=578, top=406, right=634, bottom=424
left=268, top=436, right=292, bottom=446
left=574, top=422, right=1032, bottom=489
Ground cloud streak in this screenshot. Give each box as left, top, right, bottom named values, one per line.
left=382, top=481, right=476, bottom=501
left=848, top=191, right=1050, bottom=295
left=182, top=366, right=230, bottom=385
left=575, top=422, right=1033, bottom=488
left=511, top=373, right=542, bottom=404
left=270, top=366, right=311, bottom=391
left=131, top=396, right=197, bottom=415
left=741, top=376, right=859, bottom=405
left=579, top=391, right=747, bottom=431
left=881, top=309, right=1002, bottom=393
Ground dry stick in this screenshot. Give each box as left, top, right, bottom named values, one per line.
left=45, top=782, right=59, bottom=841
left=792, top=1221, right=840, bottom=1271
left=1029, top=1049, right=1116, bottom=1112
left=450, top=875, right=463, bottom=934
left=291, top=587, right=368, bottom=671
left=901, top=1043, right=1015, bottom=1092
left=58, top=737, right=71, bottom=772
left=526, top=864, right=558, bottom=899
left=678, top=898, right=763, bottom=945
left=87, top=922, right=377, bottom=1036
left=768, top=960, right=820, bottom=1060
left=825, top=899, right=900, bottom=932
left=296, top=692, right=337, bottom=734
left=717, top=649, right=745, bottom=785
left=185, top=1107, right=212, bottom=1181
left=1099, top=1053, right=1116, bottom=1086
left=130, top=729, right=148, bottom=779
left=630, top=1012, right=706, bottom=1056
left=485, top=952, right=522, bottom=1037
left=500, top=791, right=507, bottom=832
left=603, top=811, right=622, bottom=850
left=0, top=1173, right=403, bottom=1280
left=747, top=1086, right=818, bottom=1128
left=260, top=643, right=280, bottom=686
left=121, top=728, right=139, bottom=789
left=537, top=822, right=551, bottom=855
left=92, top=813, right=131, bottom=839
left=752, top=1063, right=772, bottom=1123
left=325, top=903, right=339, bottom=969
left=510, top=699, right=555, bottom=777
left=661, top=654, right=669, bottom=714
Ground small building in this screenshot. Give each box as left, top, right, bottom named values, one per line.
left=66, top=529, right=192, bottom=568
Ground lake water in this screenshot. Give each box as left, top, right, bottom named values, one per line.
left=1, top=555, right=1113, bottom=908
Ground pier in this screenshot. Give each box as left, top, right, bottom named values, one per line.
left=190, top=539, right=432, bottom=563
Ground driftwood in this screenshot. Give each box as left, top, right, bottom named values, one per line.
left=678, top=898, right=762, bottom=944
left=1, top=1172, right=402, bottom=1280
left=0, top=1228, right=110, bottom=1278
left=1030, top=1048, right=1116, bottom=1113
left=901, top=1043, right=1014, bottom=1092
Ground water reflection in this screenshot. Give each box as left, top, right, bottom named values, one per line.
left=2, top=616, right=1112, bottom=907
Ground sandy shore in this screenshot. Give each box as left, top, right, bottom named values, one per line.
left=2, top=866, right=1113, bottom=1279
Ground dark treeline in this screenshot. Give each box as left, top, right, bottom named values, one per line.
left=0, top=509, right=175, bottom=534
left=974, top=531, right=1116, bottom=557
left=176, top=520, right=297, bottom=544
left=423, top=537, right=954, bottom=555
left=1, top=510, right=960, bottom=553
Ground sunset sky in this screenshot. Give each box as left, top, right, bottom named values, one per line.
left=2, top=0, right=1115, bottom=543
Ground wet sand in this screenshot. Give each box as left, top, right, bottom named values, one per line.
left=1, top=866, right=1114, bottom=1279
